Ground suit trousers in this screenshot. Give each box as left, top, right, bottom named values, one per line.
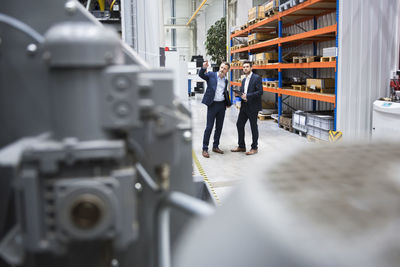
left=202, top=101, right=226, bottom=151
left=236, top=104, right=259, bottom=150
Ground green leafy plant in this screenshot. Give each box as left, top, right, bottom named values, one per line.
left=205, top=17, right=226, bottom=65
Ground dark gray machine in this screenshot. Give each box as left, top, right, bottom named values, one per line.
left=0, top=1, right=213, bottom=267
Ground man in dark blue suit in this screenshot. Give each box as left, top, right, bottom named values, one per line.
left=231, top=61, right=263, bottom=155
left=199, top=60, right=231, bottom=158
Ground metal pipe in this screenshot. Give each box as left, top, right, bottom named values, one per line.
left=155, top=191, right=214, bottom=267
left=136, top=163, right=160, bottom=192
left=171, top=0, right=176, bottom=47
left=86, top=0, right=92, bottom=10
left=166, top=191, right=214, bottom=216
left=0, top=13, right=44, bottom=43
left=186, top=0, right=208, bottom=25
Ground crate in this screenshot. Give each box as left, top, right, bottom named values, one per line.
left=306, top=125, right=330, bottom=142
left=306, top=78, right=335, bottom=90
left=307, top=114, right=334, bottom=131
left=248, top=6, right=265, bottom=21
left=292, top=110, right=307, bottom=133
left=279, top=0, right=291, bottom=11
left=279, top=114, right=293, bottom=131
left=255, top=52, right=278, bottom=61
left=248, top=33, right=277, bottom=42
left=322, top=47, right=337, bottom=57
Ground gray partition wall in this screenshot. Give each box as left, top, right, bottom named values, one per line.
left=337, top=0, right=400, bottom=139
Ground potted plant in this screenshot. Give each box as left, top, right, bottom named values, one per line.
left=205, top=17, right=227, bottom=71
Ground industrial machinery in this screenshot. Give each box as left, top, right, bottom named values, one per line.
left=0, top=1, right=212, bottom=267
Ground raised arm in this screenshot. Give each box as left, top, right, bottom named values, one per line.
left=198, top=60, right=210, bottom=81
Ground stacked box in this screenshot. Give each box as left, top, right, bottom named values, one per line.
left=292, top=110, right=307, bottom=133
left=307, top=114, right=334, bottom=131
left=323, top=47, right=337, bottom=57
left=306, top=126, right=330, bottom=141
left=306, top=78, right=335, bottom=90
left=263, top=0, right=279, bottom=11
left=306, top=113, right=334, bottom=141
left=248, top=33, right=277, bottom=42
left=255, top=52, right=278, bottom=61
left=248, top=6, right=265, bottom=21
left=249, top=54, right=255, bottom=62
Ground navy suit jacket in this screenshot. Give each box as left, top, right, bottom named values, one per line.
left=241, top=73, right=263, bottom=113
left=199, top=68, right=228, bottom=106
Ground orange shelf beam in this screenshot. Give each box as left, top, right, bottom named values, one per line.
left=263, top=87, right=280, bottom=94
left=233, top=84, right=335, bottom=103
left=231, top=47, right=249, bottom=54
left=231, top=29, right=249, bottom=38
left=248, top=15, right=279, bottom=31
left=252, top=64, right=281, bottom=70
left=230, top=61, right=335, bottom=70
left=231, top=82, right=241, bottom=87
left=280, top=24, right=336, bottom=44
left=279, top=61, right=336, bottom=70
left=278, top=89, right=335, bottom=104
left=279, top=0, right=336, bottom=18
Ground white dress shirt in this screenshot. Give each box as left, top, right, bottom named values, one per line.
left=214, top=74, right=226, bottom=102
left=244, top=72, right=253, bottom=94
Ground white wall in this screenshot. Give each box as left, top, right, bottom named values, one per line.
left=136, top=0, right=161, bottom=67
left=196, top=0, right=225, bottom=63
left=163, top=0, right=193, bottom=61
left=337, top=0, right=400, bottom=139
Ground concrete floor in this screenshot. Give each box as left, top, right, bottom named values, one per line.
left=187, top=93, right=313, bottom=203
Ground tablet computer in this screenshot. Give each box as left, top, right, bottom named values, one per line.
left=233, top=89, right=243, bottom=95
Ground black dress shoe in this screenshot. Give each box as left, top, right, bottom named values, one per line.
left=212, top=147, right=224, bottom=154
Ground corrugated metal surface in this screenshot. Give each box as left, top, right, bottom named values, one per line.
left=281, top=12, right=336, bottom=113
left=337, top=0, right=399, bottom=139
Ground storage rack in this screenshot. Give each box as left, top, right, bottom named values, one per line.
left=230, top=0, right=338, bottom=129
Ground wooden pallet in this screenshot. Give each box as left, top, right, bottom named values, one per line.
left=279, top=124, right=293, bottom=132
left=306, top=87, right=335, bottom=94
left=231, top=44, right=247, bottom=51
left=320, top=88, right=335, bottom=94
left=265, top=81, right=279, bottom=88
left=264, top=8, right=278, bottom=18
left=255, top=59, right=278, bottom=65
left=292, top=84, right=306, bottom=91
left=320, top=56, right=336, bottom=62
left=299, top=57, right=307, bottom=63
left=293, top=128, right=306, bottom=137
left=258, top=114, right=273, bottom=120
left=292, top=56, right=307, bottom=63
left=292, top=57, right=299, bottom=63
left=248, top=18, right=262, bottom=25
left=240, top=23, right=248, bottom=30
left=306, top=56, right=321, bottom=63
left=248, top=39, right=259, bottom=45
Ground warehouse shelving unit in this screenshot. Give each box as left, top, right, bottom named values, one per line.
left=230, top=0, right=338, bottom=128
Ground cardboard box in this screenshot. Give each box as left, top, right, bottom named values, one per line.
left=306, top=79, right=335, bottom=90
left=248, top=33, right=277, bottom=42
left=255, top=52, right=278, bottom=61
left=263, top=0, right=279, bottom=11
left=248, top=6, right=265, bottom=21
